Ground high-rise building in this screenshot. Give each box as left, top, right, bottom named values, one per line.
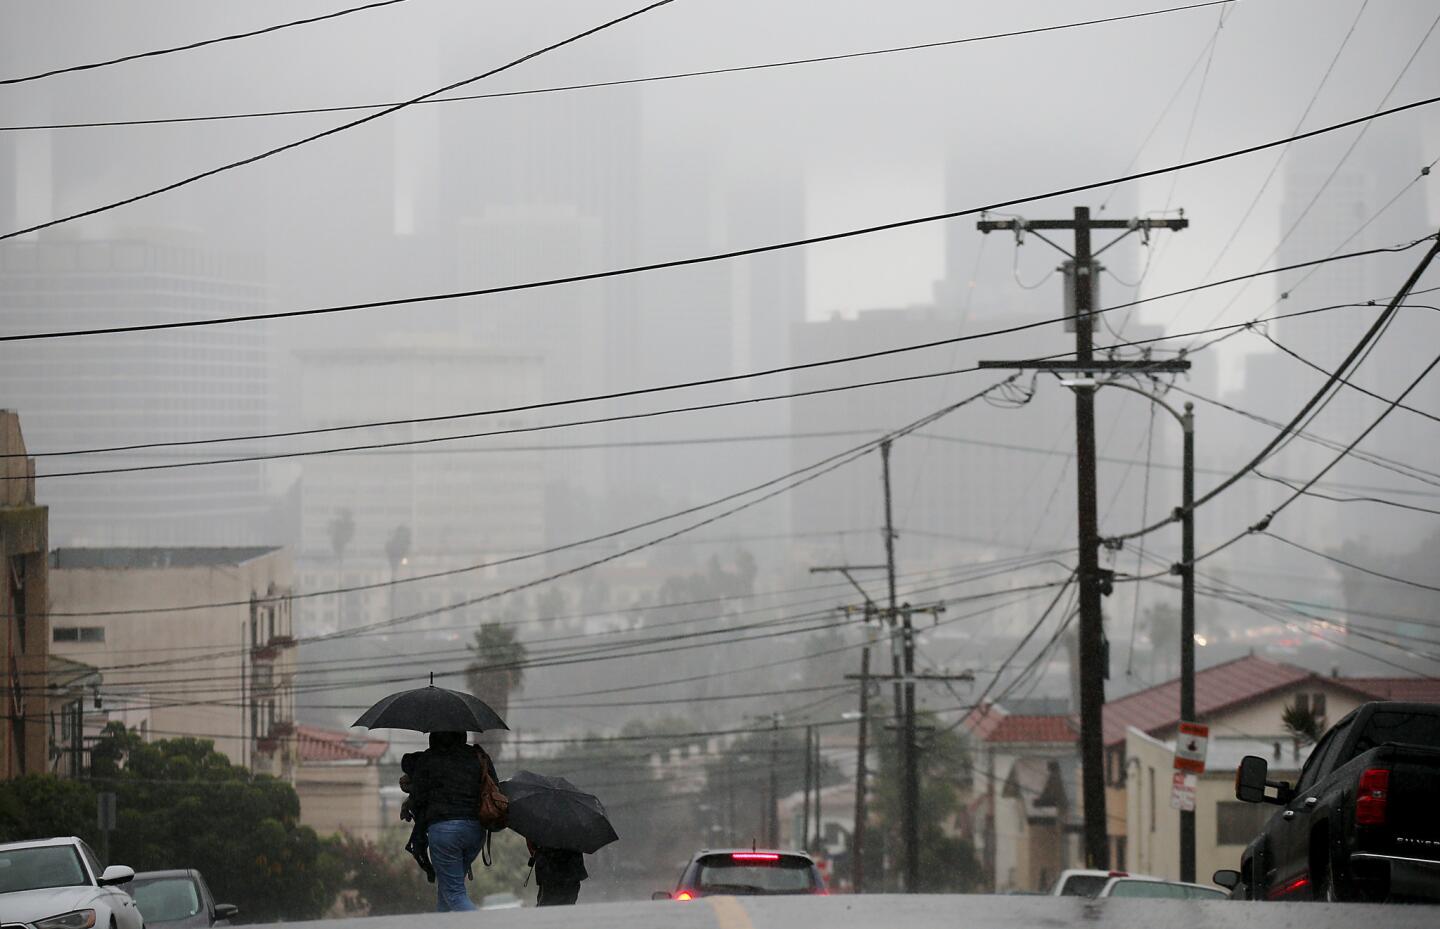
left=0, top=235, right=277, bottom=546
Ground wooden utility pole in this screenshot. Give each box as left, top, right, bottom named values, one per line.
left=978, top=206, right=1188, bottom=868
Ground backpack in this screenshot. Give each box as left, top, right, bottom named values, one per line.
left=474, top=744, right=509, bottom=831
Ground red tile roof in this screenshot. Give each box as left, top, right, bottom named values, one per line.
left=1102, top=655, right=1314, bottom=746
left=1341, top=677, right=1440, bottom=704
left=958, top=704, right=1009, bottom=741
left=985, top=715, right=1078, bottom=744
left=296, top=724, right=387, bottom=763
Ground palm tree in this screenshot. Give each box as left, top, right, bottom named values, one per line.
left=466, top=622, right=527, bottom=725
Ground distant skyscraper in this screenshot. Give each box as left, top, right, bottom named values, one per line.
left=0, top=234, right=277, bottom=546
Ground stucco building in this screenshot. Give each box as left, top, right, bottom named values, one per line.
left=1, top=411, right=48, bottom=779
left=48, top=546, right=296, bottom=777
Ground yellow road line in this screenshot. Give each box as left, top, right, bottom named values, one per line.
left=707, top=895, right=756, bottom=929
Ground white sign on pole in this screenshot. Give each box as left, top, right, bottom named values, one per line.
left=1169, top=771, right=1197, bottom=812
left=1173, top=721, right=1209, bottom=774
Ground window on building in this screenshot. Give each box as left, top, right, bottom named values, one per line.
left=9, top=556, right=25, bottom=651
left=1217, top=801, right=1275, bottom=846
left=1148, top=768, right=1156, bottom=833
left=1312, top=692, right=1327, bottom=720
left=52, top=627, right=105, bottom=643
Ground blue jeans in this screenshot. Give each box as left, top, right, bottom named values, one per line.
left=428, top=819, right=485, bottom=912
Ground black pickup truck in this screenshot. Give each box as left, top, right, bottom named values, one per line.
left=1229, top=701, right=1440, bottom=902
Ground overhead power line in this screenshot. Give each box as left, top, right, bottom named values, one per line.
left=0, top=0, right=680, bottom=241
left=1105, top=235, right=1440, bottom=547
left=0, top=1, right=1233, bottom=132
left=4, top=95, right=1438, bottom=336
left=1263, top=532, right=1440, bottom=594
left=10, top=239, right=1429, bottom=468
left=0, top=0, right=416, bottom=85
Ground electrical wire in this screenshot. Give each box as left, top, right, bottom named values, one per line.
left=1105, top=235, right=1440, bottom=546
left=1190, top=0, right=1370, bottom=286
left=0, top=2, right=1235, bottom=131
left=0, top=0, right=680, bottom=241
left=13, top=239, right=1422, bottom=468
left=1262, top=532, right=1440, bottom=594
left=0, top=0, right=416, bottom=85
left=6, top=95, right=1438, bottom=334
left=1190, top=10, right=1440, bottom=335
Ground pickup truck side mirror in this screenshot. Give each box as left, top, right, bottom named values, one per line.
left=1236, top=755, right=1294, bottom=805
left=651, top=891, right=673, bottom=900
left=1212, top=869, right=1240, bottom=890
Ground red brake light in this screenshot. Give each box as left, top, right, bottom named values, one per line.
left=1266, top=875, right=1310, bottom=899
left=731, top=853, right=781, bottom=861
left=674, top=891, right=694, bottom=901
left=1356, top=768, right=1390, bottom=826
left=1108, top=871, right=1128, bottom=878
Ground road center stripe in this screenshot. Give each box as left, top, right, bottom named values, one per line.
left=707, top=895, right=756, bottom=929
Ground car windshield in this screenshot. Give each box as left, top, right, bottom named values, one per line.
left=1105, top=880, right=1228, bottom=900
left=131, top=877, right=203, bottom=922
left=694, top=855, right=816, bottom=894
left=1058, top=875, right=1109, bottom=897
left=0, top=845, right=90, bottom=894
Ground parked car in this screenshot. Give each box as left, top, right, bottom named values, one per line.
left=1234, top=700, right=1440, bottom=902
left=0, top=836, right=144, bottom=929
left=479, top=892, right=522, bottom=910
left=1049, top=869, right=1153, bottom=897
left=653, top=850, right=826, bottom=900
left=1096, top=875, right=1228, bottom=900
left=127, top=870, right=237, bottom=928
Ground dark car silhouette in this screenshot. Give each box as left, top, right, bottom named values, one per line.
left=128, top=869, right=237, bottom=928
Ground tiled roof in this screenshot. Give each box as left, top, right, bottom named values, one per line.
left=985, top=715, right=1078, bottom=744
left=958, top=704, right=1009, bottom=741
left=1102, top=655, right=1313, bottom=746
left=296, top=724, right=387, bottom=763
left=1341, top=677, right=1440, bottom=704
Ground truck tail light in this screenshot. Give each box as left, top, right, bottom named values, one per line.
left=1355, top=767, right=1389, bottom=826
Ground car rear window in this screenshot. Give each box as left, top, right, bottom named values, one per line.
left=1058, top=875, right=1109, bottom=897
left=1107, top=880, right=1188, bottom=899
left=694, top=854, right=817, bottom=895
left=1353, top=711, right=1440, bottom=753
left=131, top=877, right=203, bottom=922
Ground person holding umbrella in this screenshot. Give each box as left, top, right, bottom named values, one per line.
left=526, top=839, right=588, bottom=906
left=352, top=676, right=509, bottom=913
left=502, top=770, right=618, bottom=907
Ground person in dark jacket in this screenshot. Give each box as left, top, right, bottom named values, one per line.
left=407, top=731, right=498, bottom=912
left=526, top=838, right=587, bottom=906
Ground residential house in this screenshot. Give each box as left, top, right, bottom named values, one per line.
left=48, top=546, right=297, bottom=777
left=294, top=724, right=388, bottom=843
left=959, top=705, right=1079, bottom=892
left=1, top=411, right=48, bottom=779
left=1105, top=654, right=1440, bottom=878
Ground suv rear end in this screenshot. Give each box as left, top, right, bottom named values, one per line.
left=664, top=850, right=825, bottom=899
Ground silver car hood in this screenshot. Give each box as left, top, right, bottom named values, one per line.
left=1, top=885, right=100, bottom=922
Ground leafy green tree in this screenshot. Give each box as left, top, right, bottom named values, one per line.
left=0, top=725, right=344, bottom=922
left=869, top=708, right=982, bottom=892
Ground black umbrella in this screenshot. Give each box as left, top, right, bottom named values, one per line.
left=352, top=676, right=508, bottom=733
left=500, top=770, right=618, bottom=854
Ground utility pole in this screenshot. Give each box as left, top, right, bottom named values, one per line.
left=768, top=715, right=780, bottom=848
left=802, top=724, right=814, bottom=848
left=1178, top=401, right=1197, bottom=882
left=880, top=439, right=920, bottom=892
left=978, top=206, right=1188, bottom=869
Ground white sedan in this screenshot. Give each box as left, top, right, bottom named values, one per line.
left=0, top=836, right=144, bottom=929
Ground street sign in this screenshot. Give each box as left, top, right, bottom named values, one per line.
left=1169, top=771, right=1197, bottom=812
left=1173, top=721, right=1209, bottom=774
